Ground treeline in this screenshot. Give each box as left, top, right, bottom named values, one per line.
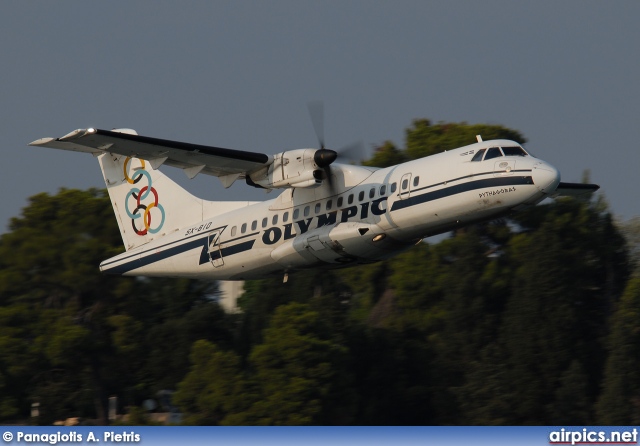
left=0, top=120, right=638, bottom=425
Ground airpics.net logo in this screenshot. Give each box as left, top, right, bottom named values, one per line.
left=549, top=428, right=638, bottom=445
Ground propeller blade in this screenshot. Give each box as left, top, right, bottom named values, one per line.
left=323, top=165, right=335, bottom=193
left=336, top=140, right=366, bottom=164
left=306, top=101, right=365, bottom=194
left=307, top=100, right=325, bottom=149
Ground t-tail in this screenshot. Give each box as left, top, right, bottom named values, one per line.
left=30, top=129, right=212, bottom=251
left=98, top=153, right=206, bottom=250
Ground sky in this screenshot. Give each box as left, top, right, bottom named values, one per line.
left=1, top=1, right=639, bottom=233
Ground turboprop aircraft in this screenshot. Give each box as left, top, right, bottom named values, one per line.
left=30, top=115, right=598, bottom=282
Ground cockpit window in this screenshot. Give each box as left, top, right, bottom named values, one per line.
left=484, top=147, right=503, bottom=160
left=501, top=146, right=528, bottom=157
left=471, top=149, right=486, bottom=162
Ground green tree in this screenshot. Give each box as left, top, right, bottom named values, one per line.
left=242, top=302, right=353, bottom=425
left=173, top=340, right=251, bottom=425
left=236, top=269, right=351, bottom=354
left=375, top=224, right=512, bottom=424
left=0, top=189, right=232, bottom=424
left=459, top=199, right=628, bottom=424
left=364, top=119, right=527, bottom=167
left=619, top=217, right=640, bottom=277
left=551, top=360, right=591, bottom=424
left=363, top=141, right=407, bottom=168
left=596, top=278, right=640, bottom=424
left=405, top=119, right=527, bottom=160
left=0, top=189, right=122, bottom=423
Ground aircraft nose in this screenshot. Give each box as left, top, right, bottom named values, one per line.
left=532, top=162, right=561, bottom=194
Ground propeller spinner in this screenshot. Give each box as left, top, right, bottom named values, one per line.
left=307, top=101, right=365, bottom=189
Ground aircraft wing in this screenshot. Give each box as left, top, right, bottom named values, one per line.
left=553, top=182, right=600, bottom=197
left=29, top=128, right=273, bottom=187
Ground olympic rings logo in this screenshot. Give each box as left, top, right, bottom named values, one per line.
left=123, top=157, right=165, bottom=236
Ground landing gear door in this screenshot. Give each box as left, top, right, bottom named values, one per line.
left=207, top=229, right=224, bottom=268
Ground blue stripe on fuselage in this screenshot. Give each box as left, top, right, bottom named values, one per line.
left=102, top=235, right=256, bottom=275
left=199, top=239, right=256, bottom=264
left=391, top=176, right=534, bottom=212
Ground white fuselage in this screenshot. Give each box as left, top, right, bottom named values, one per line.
left=99, top=139, right=560, bottom=280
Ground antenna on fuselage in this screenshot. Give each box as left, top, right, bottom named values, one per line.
left=476, top=135, right=483, bottom=142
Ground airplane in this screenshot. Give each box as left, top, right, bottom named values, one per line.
left=30, top=116, right=598, bottom=283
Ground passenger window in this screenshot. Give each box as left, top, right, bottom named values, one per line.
left=315, top=203, right=321, bottom=214
left=390, top=182, right=397, bottom=193
left=337, top=197, right=343, bottom=207
left=413, top=176, right=420, bottom=187
left=358, top=191, right=365, bottom=201
left=471, top=149, right=486, bottom=162
left=304, top=206, right=310, bottom=217
left=369, top=188, right=375, bottom=199
left=272, top=214, right=278, bottom=225
left=326, top=200, right=332, bottom=210
left=484, top=147, right=503, bottom=160
left=262, top=217, right=268, bottom=228
left=380, top=185, right=386, bottom=195
left=241, top=223, right=247, bottom=234
left=283, top=211, right=289, bottom=222
left=348, top=194, right=354, bottom=204
left=402, top=179, right=409, bottom=190
left=293, top=209, right=299, bottom=220
left=251, top=220, right=257, bottom=231
left=231, top=226, right=237, bottom=236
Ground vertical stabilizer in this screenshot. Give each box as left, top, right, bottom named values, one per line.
left=98, top=153, right=204, bottom=250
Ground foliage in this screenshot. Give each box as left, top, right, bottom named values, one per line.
left=406, top=119, right=526, bottom=160
left=596, top=278, right=640, bottom=424
left=0, top=189, right=231, bottom=424
left=364, top=120, right=526, bottom=168
left=363, top=141, right=407, bottom=168
left=619, top=217, right=640, bottom=277
left=174, top=340, right=250, bottom=425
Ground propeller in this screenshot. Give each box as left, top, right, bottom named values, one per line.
left=307, top=101, right=367, bottom=191
left=335, top=140, right=366, bottom=164
left=307, top=100, right=326, bottom=151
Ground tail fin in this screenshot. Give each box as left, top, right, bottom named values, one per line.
left=98, top=153, right=204, bottom=250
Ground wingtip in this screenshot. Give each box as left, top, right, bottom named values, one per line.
left=558, top=182, right=600, bottom=191
left=553, top=182, right=601, bottom=198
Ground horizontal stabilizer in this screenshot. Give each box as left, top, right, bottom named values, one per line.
left=29, top=137, right=103, bottom=155
left=29, top=128, right=273, bottom=180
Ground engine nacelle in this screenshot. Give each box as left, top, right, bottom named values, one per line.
left=248, top=148, right=325, bottom=189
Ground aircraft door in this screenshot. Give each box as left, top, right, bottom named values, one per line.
left=399, top=173, right=412, bottom=199
left=207, top=229, right=224, bottom=268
